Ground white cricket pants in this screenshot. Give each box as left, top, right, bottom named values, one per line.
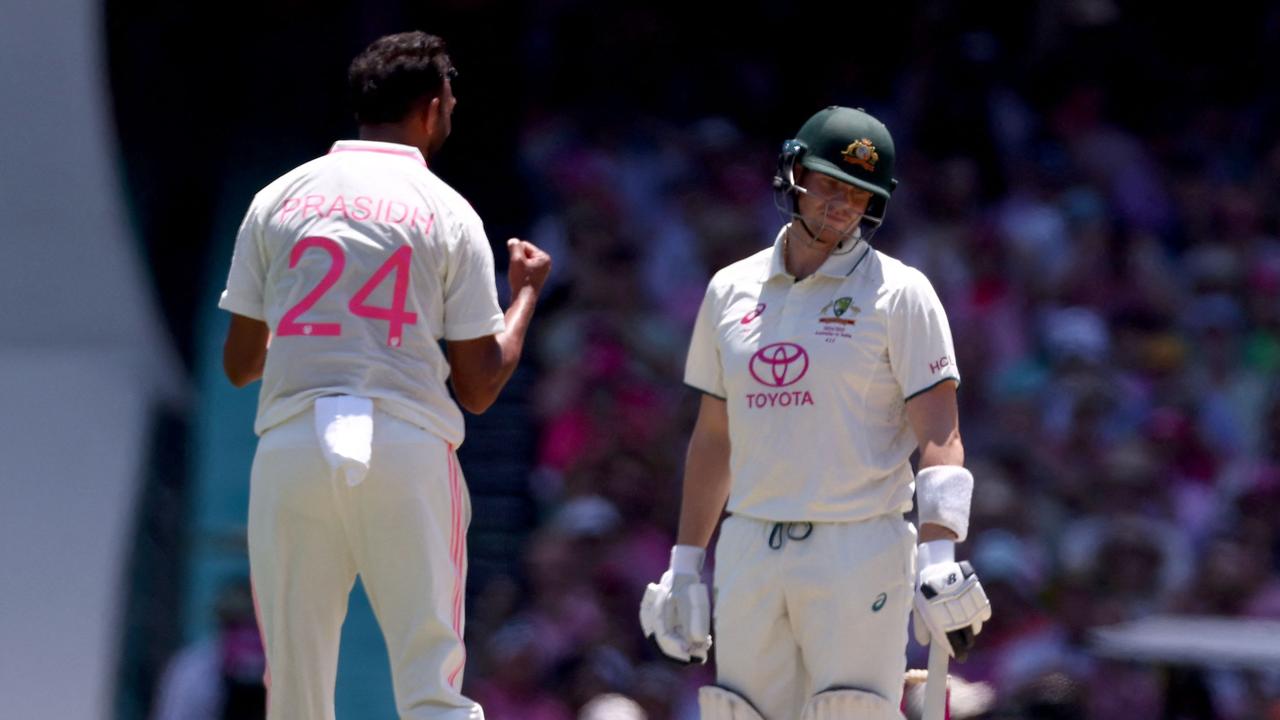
left=248, top=407, right=483, bottom=720
left=712, top=514, right=917, bottom=720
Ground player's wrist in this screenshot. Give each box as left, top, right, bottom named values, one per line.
left=916, top=465, right=974, bottom=542
left=917, top=539, right=955, bottom=569
left=510, top=283, right=540, bottom=305
left=671, top=544, right=705, bottom=575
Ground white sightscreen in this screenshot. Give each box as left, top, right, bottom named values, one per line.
left=0, top=1, right=183, bottom=717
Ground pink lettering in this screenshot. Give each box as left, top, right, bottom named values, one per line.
left=385, top=201, right=409, bottom=224
left=325, top=195, right=348, bottom=218
left=373, top=198, right=385, bottom=222
left=301, top=195, right=325, bottom=219
left=352, top=196, right=374, bottom=221
left=929, top=356, right=951, bottom=374
left=302, top=194, right=325, bottom=217
left=279, top=197, right=301, bottom=220
left=744, top=391, right=815, bottom=409
left=411, top=207, right=435, bottom=233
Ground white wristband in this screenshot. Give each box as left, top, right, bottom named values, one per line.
left=915, top=465, right=974, bottom=542
left=917, top=539, right=955, bottom=569
left=671, top=545, right=705, bottom=575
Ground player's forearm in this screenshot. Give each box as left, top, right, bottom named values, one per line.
left=461, top=287, right=538, bottom=412
left=917, top=437, right=964, bottom=542
left=917, top=433, right=963, bottom=470
left=222, top=315, right=270, bottom=388
left=493, top=285, right=537, bottom=380
left=676, top=429, right=732, bottom=549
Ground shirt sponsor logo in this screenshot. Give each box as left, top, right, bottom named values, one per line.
left=741, top=303, right=766, bottom=324
left=746, top=390, right=815, bottom=408
left=748, top=342, right=809, bottom=387
left=929, top=356, right=951, bottom=374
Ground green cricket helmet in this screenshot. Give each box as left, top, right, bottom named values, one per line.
left=773, top=106, right=899, bottom=241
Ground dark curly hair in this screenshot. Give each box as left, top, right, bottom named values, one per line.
left=348, top=32, right=455, bottom=125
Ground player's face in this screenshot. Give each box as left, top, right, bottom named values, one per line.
left=795, top=171, right=873, bottom=244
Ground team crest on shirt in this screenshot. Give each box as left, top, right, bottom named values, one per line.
left=841, top=139, right=879, bottom=172
left=819, top=297, right=859, bottom=325
left=816, top=296, right=859, bottom=341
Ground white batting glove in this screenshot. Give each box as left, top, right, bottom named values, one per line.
left=912, top=540, right=992, bottom=661
left=639, top=545, right=711, bottom=664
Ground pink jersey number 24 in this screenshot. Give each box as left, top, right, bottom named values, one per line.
left=277, top=236, right=418, bottom=347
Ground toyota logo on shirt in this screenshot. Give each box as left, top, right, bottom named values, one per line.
left=748, top=342, right=809, bottom=387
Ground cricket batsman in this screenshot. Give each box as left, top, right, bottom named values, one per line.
left=640, top=106, right=992, bottom=719
left=219, top=32, right=550, bottom=720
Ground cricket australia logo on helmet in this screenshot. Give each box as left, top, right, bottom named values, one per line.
left=841, top=138, right=879, bottom=172
left=748, top=342, right=809, bottom=387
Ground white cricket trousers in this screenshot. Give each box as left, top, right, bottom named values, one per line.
left=712, top=514, right=917, bottom=720
left=248, top=406, right=483, bottom=720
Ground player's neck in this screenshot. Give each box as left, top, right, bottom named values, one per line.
left=358, top=124, right=428, bottom=156
left=784, top=226, right=835, bottom=281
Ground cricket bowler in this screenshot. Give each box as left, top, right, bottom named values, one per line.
left=219, top=32, right=550, bottom=720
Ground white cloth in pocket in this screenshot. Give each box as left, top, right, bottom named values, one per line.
left=313, top=395, right=374, bottom=486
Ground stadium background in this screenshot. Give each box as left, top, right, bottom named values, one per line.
left=3, top=1, right=1280, bottom=718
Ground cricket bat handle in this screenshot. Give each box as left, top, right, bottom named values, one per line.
left=922, top=641, right=949, bottom=720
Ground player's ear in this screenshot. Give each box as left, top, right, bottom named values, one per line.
left=423, top=96, right=442, bottom=136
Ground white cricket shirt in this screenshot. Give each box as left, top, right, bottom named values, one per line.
left=685, top=226, right=961, bottom=522
left=219, top=140, right=505, bottom=442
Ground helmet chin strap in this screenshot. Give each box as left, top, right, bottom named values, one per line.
left=787, top=217, right=862, bottom=257
left=787, top=198, right=865, bottom=256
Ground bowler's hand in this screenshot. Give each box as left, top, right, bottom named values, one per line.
left=507, top=239, right=551, bottom=297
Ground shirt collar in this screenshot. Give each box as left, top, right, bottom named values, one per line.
left=761, top=224, right=872, bottom=282
left=328, top=140, right=427, bottom=166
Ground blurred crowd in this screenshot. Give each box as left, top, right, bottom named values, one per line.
left=454, top=4, right=1280, bottom=720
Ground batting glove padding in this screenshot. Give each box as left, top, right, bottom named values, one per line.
left=913, top=545, right=991, bottom=661
left=639, top=546, right=712, bottom=664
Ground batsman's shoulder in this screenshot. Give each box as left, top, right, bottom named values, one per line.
left=874, top=251, right=936, bottom=295
left=709, top=245, right=772, bottom=288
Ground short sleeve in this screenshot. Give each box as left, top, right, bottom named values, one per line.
left=887, top=270, right=960, bottom=400
left=217, top=202, right=267, bottom=320
left=683, top=280, right=726, bottom=399
left=442, top=210, right=505, bottom=341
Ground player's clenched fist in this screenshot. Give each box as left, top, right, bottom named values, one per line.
left=506, top=238, right=551, bottom=297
